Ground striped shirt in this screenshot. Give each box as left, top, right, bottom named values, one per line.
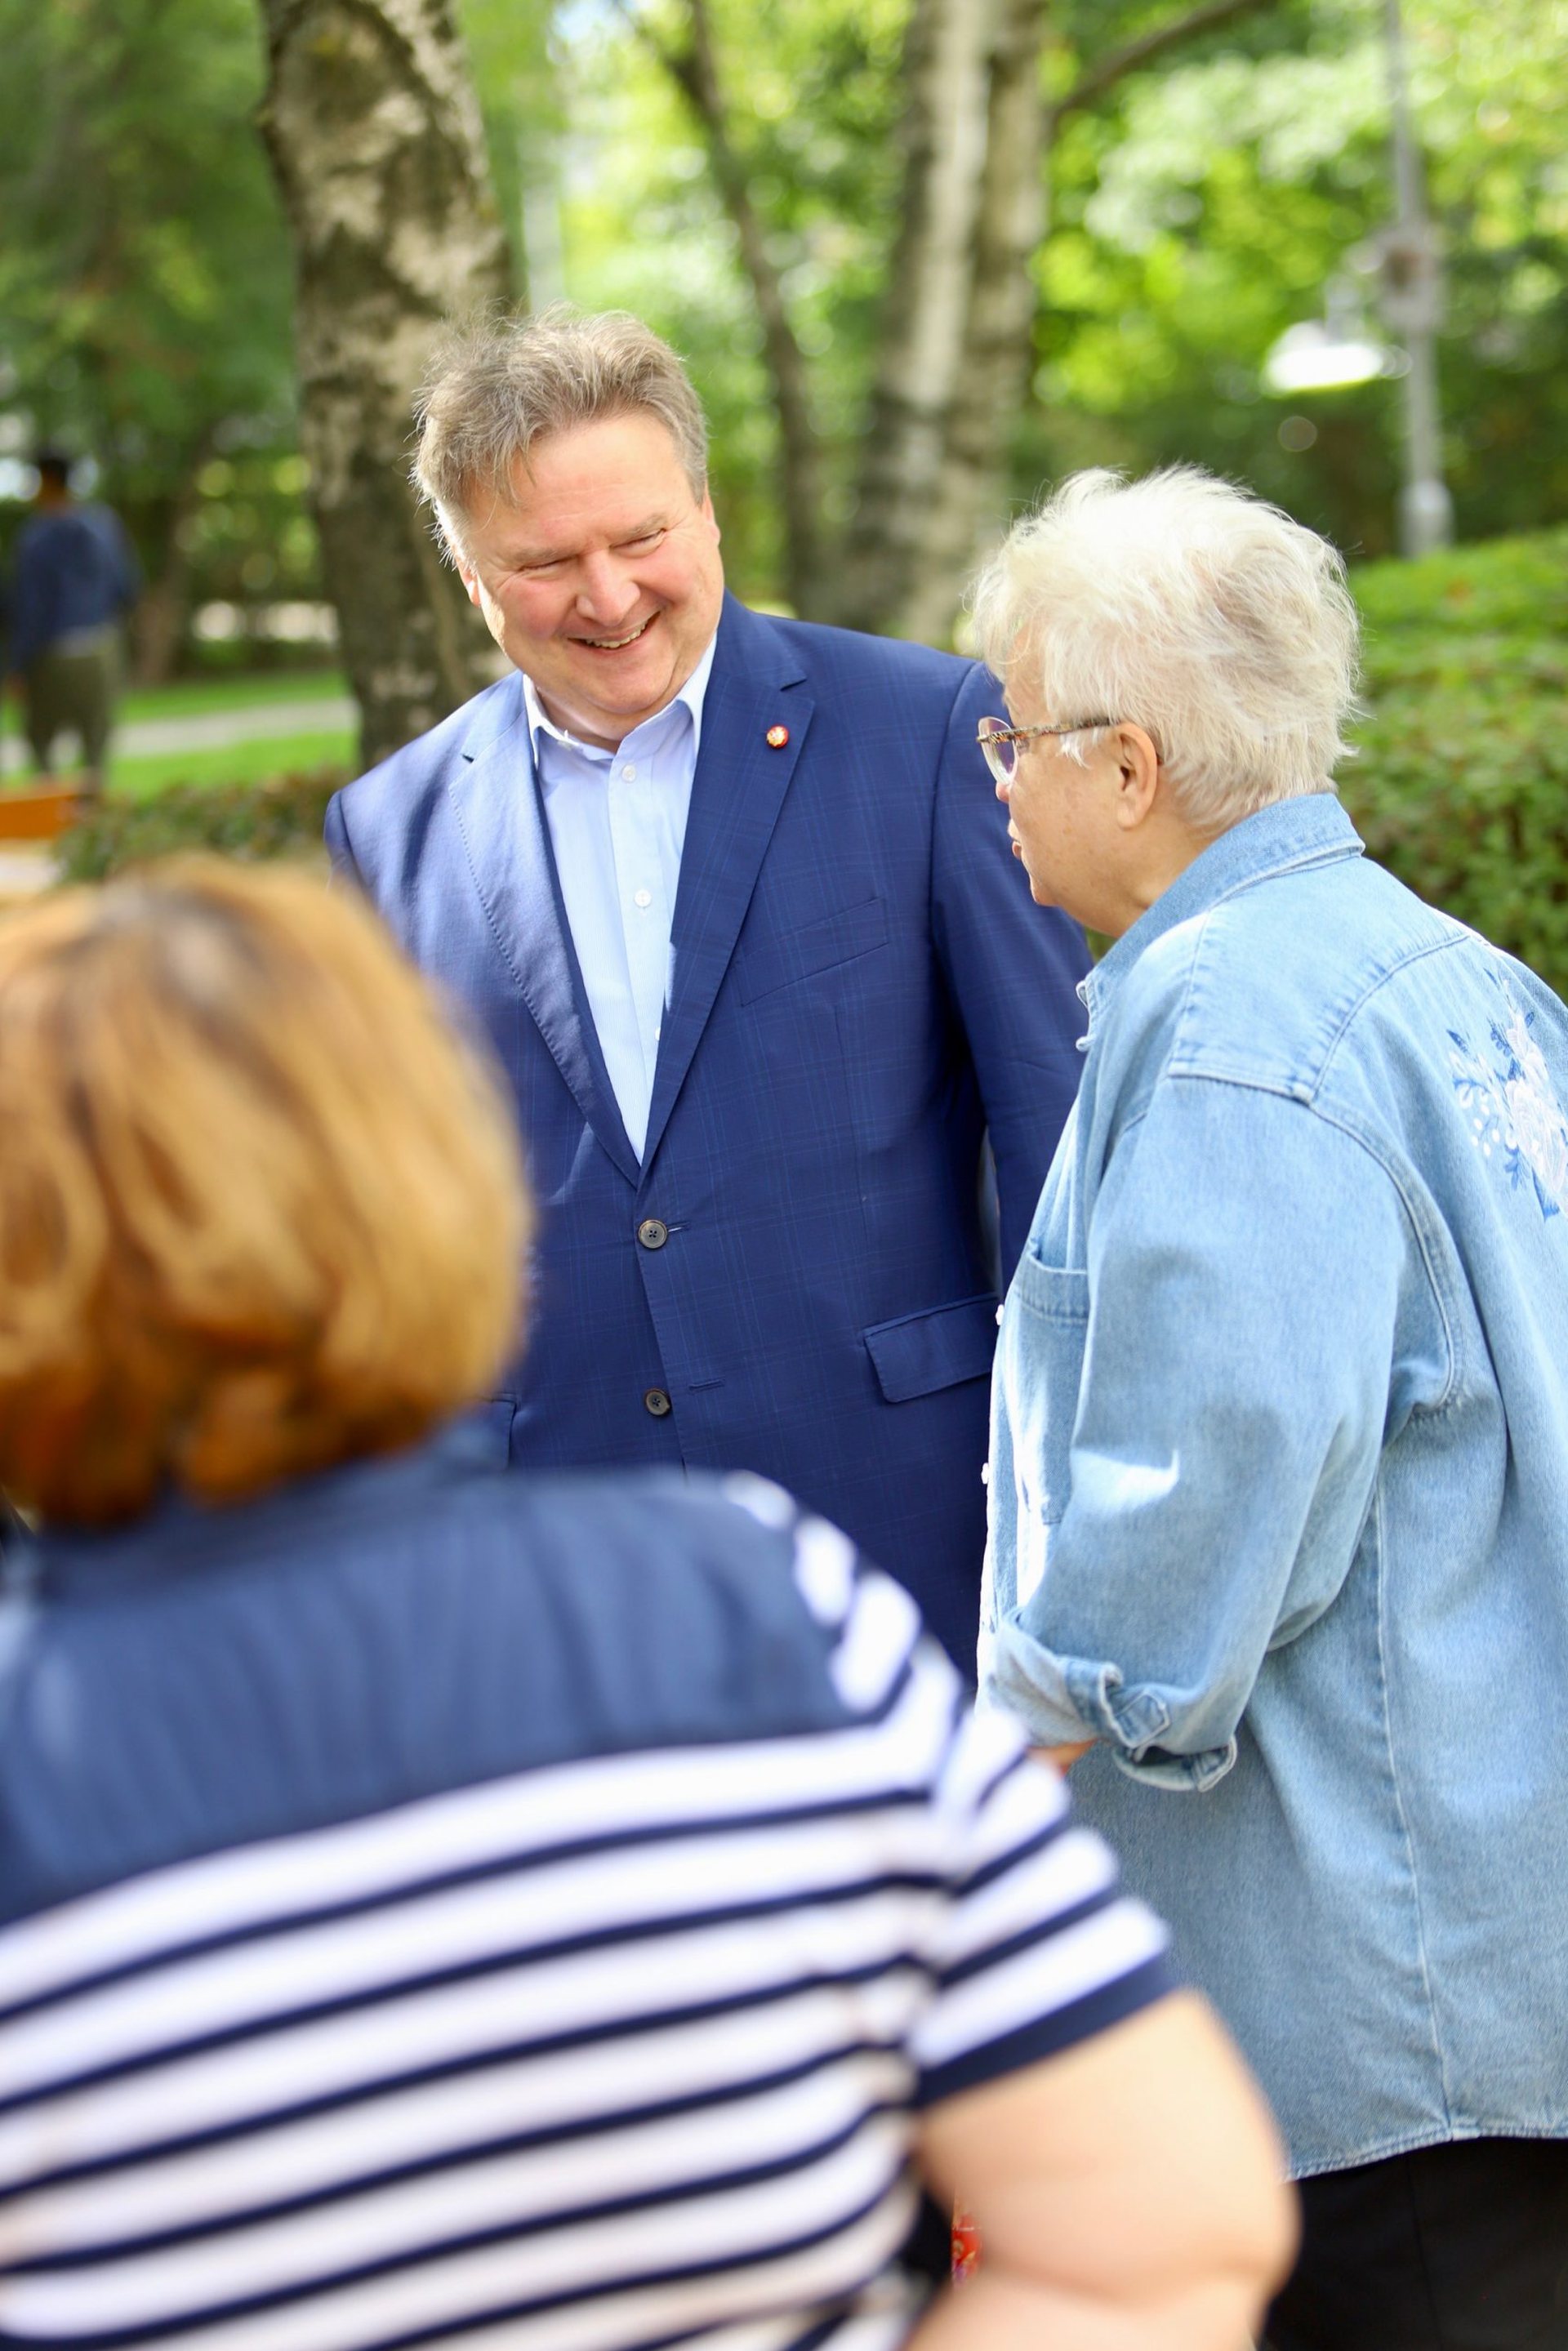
left=0, top=1434, right=1171, bottom=2351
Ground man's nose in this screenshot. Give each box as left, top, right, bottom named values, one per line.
left=994, top=771, right=1011, bottom=805
left=575, top=553, right=639, bottom=624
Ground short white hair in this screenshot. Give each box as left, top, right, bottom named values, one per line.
left=968, top=466, right=1362, bottom=827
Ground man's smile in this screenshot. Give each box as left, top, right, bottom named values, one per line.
left=573, top=614, right=657, bottom=652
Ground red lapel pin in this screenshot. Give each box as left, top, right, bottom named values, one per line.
left=766, top=724, right=790, bottom=749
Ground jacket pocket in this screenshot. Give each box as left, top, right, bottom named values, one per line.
left=453, top=1398, right=515, bottom=1467
left=1004, top=1255, right=1089, bottom=1525
left=862, top=1293, right=1000, bottom=1404
left=737, top=895, right=889, bottom=1004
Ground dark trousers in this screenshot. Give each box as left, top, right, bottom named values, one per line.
left=1266, top=2137, right=1568, bottom=2351
left=23, top=634, right=119, bottom=782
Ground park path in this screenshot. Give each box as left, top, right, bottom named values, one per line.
left=0, top=694, right=358, bottom=775
left=0, top=692, right=359, bottom=898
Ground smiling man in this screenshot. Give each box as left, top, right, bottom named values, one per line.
left=325, top=308, right=1089, bottom=1664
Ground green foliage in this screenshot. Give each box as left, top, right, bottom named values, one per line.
left=458, top=0, right=911, bottom=597
left=1342, top=529, right=1568, bottom=992
left=464, top=0, right=1568, bottom=591
left=0, top=0, right=313, bottom=650
left=1030, top=0, right=1568, bottom=559
left=56, top=769, right=344, bottom=883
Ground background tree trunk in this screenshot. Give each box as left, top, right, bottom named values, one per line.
left=880, top=0, right=1049, bottom=643
left=827, top=0, right=1003, bottom=635
left=620, top=0, right=826, bottom=618
left=256, top=0, right=514, bottom=768
left=643, top=0, right=1285, bottom=645
left=126, top=428, right=219, bottom=686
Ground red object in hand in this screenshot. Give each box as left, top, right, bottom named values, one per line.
left=951, top=2205, right=982, bottom=2282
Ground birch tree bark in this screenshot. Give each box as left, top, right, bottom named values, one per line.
left=881, top=0, right=1047, bottom=643
left=615, top=0, right=826, bottom=619
left=850, top=0, right=1281, bottom=642
left=647, top=0, right=1283, bottom=643
left=256, top=0, right=514, bottom=766
left=827, top=0, right=1001, bottom=635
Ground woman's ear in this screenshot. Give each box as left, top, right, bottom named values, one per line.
left=1111, top=724, right=1162, bottom=831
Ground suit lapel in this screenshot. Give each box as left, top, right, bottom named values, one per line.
left=642, top=599, right=813, bottom=1173
left=447, top=679, right=640, bottom=1185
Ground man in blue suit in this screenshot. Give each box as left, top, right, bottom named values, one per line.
left=326, top=309, right=1086, bottom=1664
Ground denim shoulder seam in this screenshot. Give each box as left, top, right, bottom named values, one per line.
left=1311, top=928, right=1471, bottom=1093
left=1162, top=1070, right=1459, bottom=1411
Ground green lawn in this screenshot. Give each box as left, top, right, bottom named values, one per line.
left=117, top=670, right=350, bottom=724
left=112, top=732, right=355, bottom=801
left=0, top=668, right=350, bottom=736
left=1, top=668, right=357, bottom=798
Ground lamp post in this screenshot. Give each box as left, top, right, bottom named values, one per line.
left=1262, top=0, right=1453, bottom=556
left=1379, top=0, right=1453, bottom=554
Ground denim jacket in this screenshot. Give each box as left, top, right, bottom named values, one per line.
left=980, top=793, right=1568, bottom=2176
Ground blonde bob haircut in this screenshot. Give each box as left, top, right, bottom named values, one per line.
left=0, top=859, right=530, bottom=1526
left=969, top=465, right=1362, bottom=829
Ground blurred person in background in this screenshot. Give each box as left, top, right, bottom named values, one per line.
left=973, top=466, right=1568, bottom=2351
left=327, top=307, right=1091, bottom=1672
left=4, top=448, right=139, bottom=802
left=0, top=859, right=1292, bottom=2351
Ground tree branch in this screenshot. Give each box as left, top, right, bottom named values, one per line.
left=1050, top=0, right=1280, bottom=125
left=612, top=0, right=825, bottom=612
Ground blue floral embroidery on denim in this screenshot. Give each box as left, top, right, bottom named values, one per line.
left=1450, top=982, right=1568, bottom=1220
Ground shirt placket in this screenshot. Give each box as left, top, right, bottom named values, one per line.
left=608, top=739, right=673, bottom=1102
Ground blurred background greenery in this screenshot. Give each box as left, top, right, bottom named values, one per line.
left=1, top=0, right=1564, bottom=980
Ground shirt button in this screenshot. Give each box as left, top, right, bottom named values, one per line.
left=995, top=1303, right=1004, bottom=1326
left=637, top=1217, right=669, bottom=1249
left=980, top=1462, right=991, bottom=1486
left=633, top=888, right=653, bottom=909
left=621, top=763, right=637, bottom=780
left=644, top=1387, right=672, bottom=1417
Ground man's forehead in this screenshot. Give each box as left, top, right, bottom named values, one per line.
left=471, top=489, right=675, bottom=564
left=464, top=434, right=694, bottom=557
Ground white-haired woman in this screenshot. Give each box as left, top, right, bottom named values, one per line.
left=972, top=466, right=1568, bottom=2351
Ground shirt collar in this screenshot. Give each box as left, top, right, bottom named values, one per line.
left=522, top=631, right=719, bottom=773
left=1080, top=790, right=1365, bottom=1032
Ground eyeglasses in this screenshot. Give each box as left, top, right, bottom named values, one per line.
left=976, top=714, right=1116, bottom=786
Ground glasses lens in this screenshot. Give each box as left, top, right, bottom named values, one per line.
left=977, top=719, right=1014, bottom=782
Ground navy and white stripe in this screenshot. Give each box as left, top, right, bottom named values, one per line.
left=0, top=1454, right=1169, bottom=2351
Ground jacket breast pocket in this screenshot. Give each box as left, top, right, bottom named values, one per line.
left=451, top=1399, right=515, bottom=1468
left=862, top=1293, right=1000, bottom=1403
left=1004, top=1255, right=1089, bottom=1526
left=737, top=895, right=889, bottom=1005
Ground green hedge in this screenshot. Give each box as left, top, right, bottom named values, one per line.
left=47, top=532, right=1568, bottom=1004
left=1342, top=529, right=1568, bottom=998
left=56, top=768, right=345, bottom=884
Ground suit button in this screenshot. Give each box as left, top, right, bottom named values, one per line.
left=644, top=1387, right=673, bottom=1418
left=637, top=1217, right=669, bottom=1250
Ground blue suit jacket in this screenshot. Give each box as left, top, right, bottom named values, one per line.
left=326, top=594, right=1087, bottom=1663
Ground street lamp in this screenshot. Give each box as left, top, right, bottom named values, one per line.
left=1262, top=278, right=1392, bottom=396
left=1378, top=0, right=1453, bottom=554
left=1262, top=0, right=1453, bottom=556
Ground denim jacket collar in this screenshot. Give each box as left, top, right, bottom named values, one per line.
left=1080, top=790, right=1364, bottom=1036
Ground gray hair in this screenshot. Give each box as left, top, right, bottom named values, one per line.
left=412, top=306, right=710, bottom=555
left=968, top=466, right=1362, bottom=827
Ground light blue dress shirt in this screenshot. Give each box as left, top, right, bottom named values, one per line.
left=981, top=792, right=1568, bottom=2176
left=525, top=635, right=717, bottom=1160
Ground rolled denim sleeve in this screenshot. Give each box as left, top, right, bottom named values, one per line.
left=989, top=1076, right=1418, bottom=1788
